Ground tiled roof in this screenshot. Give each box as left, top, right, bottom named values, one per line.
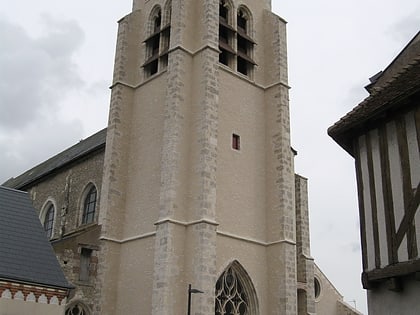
left=0, top=186, right=72, bottom=289
left=328, top=55, right=420, bottom=155
left=3, top=128, right=107, bottom=189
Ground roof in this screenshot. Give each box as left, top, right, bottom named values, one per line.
left=0, top=186, right=72, bottom=289
left=328, top=32, right=420, bottom=156
left=3, top=128, right=107, bottom=189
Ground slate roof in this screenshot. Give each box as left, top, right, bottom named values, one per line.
left=328, top=33, right=420, bottom=156
left=3, top=128, right=107, bottom=190
left=0, top=186, right=72, bottom=289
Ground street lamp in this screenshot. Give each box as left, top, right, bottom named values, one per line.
left=187, top=284, right=204, bottom=315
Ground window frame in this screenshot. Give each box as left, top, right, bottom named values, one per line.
left=143, top=1, right=172, bottom=78
left=81, top=185, right=98, bottom=225
left=40, top=199, right=57, bottom=239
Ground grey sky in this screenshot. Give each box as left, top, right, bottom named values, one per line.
left=1, top=1, right=419, bottom=314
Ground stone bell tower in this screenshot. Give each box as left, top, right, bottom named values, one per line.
left=96, top=0, right=314, bottom=314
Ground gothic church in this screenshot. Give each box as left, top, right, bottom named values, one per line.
left=2, top=1, right=361, bottom=314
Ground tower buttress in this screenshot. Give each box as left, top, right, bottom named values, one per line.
left=96, top=1, right=308, bottom=314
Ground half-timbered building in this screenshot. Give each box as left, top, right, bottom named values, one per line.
left=329, top=31, right=420, bottom=314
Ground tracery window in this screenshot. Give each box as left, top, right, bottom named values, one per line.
left=43, top=204, right=55, bottom=238
left=215, top=265, right=249, bottom=315
left=66, top=302, right=89, bottom=315
left=82, top=186, right=97, bottom=225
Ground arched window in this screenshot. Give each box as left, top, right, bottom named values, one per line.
left=144, top=1, right=171, bottom=78
left=66, top=301, right=90, bottom=315
left=218, top=2, right=255, bottom=77
left=82, top=186, right=97, bottom=225
left=43, top=204, right=55, bottom=238
left=236, top=6, right=255, bottom=76
left=219, top=0, right=235, bottom=67
left=215, top=261, right=258, bottom=315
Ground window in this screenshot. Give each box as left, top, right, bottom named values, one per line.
left=82, top=186, right=97, bottom=225
left=66, top=302, right=90, bottom=315
left=219, top=0, right=235, bottom=67
left=79, top=248, right=92, bottom=281
left=236, top=8, right=255, bottom=76
left=215, top=263, right=256, bottom=315
left=232, top=133, right=240, bottom=150
left=144, top=2, right=171, bottom=78
left=314, top=277, right=321, bottom=299
left=43, top=205, right=55, bottom=238
left=218, top=2, right=255, bottom=76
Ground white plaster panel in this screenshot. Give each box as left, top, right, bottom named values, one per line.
left=404, top=112, right=420, bottom=255
left=398, top=234, right=409, bottom=263
left=387, top=121, right=409, bottom=261
left=405, top=111, right=420, bottom=189
left=387, top=123, right=405, bottom=222
left=370, top=129, right=389, bottom=267
left=359, top=135, right=376, bottom=271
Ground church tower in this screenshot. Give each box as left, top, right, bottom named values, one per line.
left=97, top=0, right=314, bottom=314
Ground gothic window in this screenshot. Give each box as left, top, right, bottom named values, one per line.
left=219, top=2, right=255, bottom=77
left=236, top=7, right=255, bottom=76
left=215, top=262, right=258, bottom=315
left=144, top=1, right=171, bottom=78
left=43, top=204, right=55, bottom=239
left=66, top=302, right=90, bottom=315
left=82, top=185, right=97, bottom=225
left=219, top=0, right=235, bottom=67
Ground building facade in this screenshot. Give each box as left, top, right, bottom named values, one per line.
left=3, top=1, right=363, bottom=314
left=329, top=31, right=420, bottom=314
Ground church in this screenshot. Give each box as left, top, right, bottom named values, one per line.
left=2, top=1, right=361, bottom=314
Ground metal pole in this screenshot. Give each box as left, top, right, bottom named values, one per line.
left=187, top=284, right=192, bottom=315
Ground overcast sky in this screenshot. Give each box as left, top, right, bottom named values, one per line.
left=1, top=1, right=419, bottom=314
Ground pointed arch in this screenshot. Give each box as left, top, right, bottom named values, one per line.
left=80, top=182, right=98, bottom=225
left=148, top=5, right=162, bottom=35
left=162, top=0, right=172, bottom=26
left=144, top=3, right=171, bottom=78
left=40, top=198, right=57, bottom=239
left=219, top=0, right=235, bottom=68
left=236, top=5, right=255, bottom=76
left=215, top=260, right=259, bottom=315
left=237, top=5, right=253, bottom=36
left=65, top=300, right=91, bottom=315
left=219, top=0, right=234, bottom=24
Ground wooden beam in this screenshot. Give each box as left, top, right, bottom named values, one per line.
left=396, top=183, right=420, bottom=247
left=366, top=258, right=420, bottom=282
left=396, top=116, right=418, bottom=258
left=354, top=138, right=369, bottom=271
left=366, top=132, right=381, bottom=269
